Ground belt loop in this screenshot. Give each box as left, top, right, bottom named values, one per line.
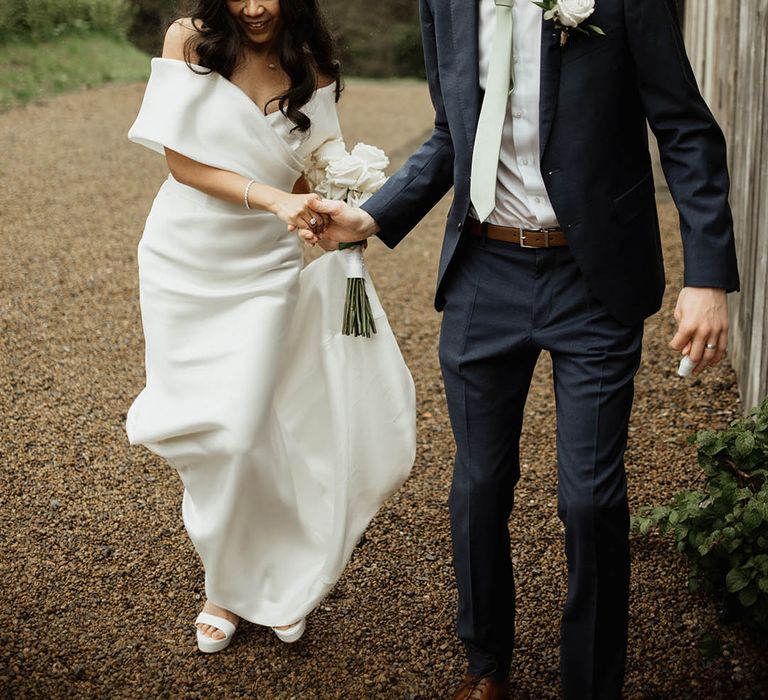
left=481, top=221, right=489, bottom=245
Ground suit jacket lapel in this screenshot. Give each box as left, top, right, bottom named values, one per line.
left=450, top=0, right=480, bottom=151
left=539, top=20, right=561, bottom=159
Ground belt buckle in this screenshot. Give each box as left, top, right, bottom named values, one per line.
left=519, top=227, right=535, bottom=248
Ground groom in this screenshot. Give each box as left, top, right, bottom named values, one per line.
left=306, top=0, right=739, bottom=697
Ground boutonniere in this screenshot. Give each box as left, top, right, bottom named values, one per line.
left=533, top=0, right=605, bottom=47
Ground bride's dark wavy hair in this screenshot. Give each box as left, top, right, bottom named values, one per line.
left=178, top=0, right=342, bottom=132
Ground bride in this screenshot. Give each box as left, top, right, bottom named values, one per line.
left=126, top=0, right=416, bottom=653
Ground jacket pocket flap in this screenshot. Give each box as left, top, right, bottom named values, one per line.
left=613, top=171, right=655, bottom=225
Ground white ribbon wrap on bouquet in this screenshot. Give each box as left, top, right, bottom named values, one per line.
left=341, top=245, right=366, bottom=279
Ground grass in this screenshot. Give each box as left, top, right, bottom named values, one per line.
left=0, top=33, right=149, bottom=111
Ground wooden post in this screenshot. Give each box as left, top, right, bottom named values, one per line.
left=681, top=0, right=768, bottom=409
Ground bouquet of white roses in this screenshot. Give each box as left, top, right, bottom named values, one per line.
left=305, top=140, right=390, bottom=338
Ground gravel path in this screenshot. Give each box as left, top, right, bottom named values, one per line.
left=1, top=80, right=765, bottom=699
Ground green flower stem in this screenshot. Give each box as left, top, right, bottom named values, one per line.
left=342, top=277, right=377, bottom=338
left=338, top=240, right=376, bottom=337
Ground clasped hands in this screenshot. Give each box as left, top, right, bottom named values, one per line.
left=294, top=198, right=380, bottom=247
left=293, top=198, right=728, bottom=376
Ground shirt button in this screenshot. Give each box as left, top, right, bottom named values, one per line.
left=521, top=159, right=529, bottom=166
left=534, top=197, right=542, bottom=203
left=513, top=55, right=519, bottom=64
left=514, top=111, right=523, bottom=119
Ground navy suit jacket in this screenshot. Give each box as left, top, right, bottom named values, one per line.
left=361, top=0, right=740, bottom=325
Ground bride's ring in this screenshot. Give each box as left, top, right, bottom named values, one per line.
left=705, top=343, right=717, bottom=350
left=309, top=217, right=318, bottom=227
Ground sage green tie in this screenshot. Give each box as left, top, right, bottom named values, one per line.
left=470, top=0, right=515, bottom=223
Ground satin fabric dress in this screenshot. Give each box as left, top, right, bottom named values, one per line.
left=126, top=58, right=416, bottom=626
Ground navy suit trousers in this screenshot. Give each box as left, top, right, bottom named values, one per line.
left=438, top=233, right=643, bottom=699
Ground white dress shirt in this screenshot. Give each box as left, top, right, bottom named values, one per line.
left=472, top=0, right=559, bottom=229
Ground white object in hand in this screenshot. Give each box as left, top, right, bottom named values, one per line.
left=677, top=355, right=698, bottom=378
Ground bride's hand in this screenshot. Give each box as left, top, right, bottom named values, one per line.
left=269, top=192, right=329, bottom=235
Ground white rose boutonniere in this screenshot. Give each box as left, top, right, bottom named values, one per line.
left=533, top=0, right=605, bottom=47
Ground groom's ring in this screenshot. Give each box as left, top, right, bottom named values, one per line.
left=705, top=343, right=717, bottom=350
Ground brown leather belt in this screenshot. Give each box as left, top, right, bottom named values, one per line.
left=465, top=217, right=568, bottom=248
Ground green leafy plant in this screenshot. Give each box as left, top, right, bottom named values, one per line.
left=0, top=0, right=134, bottom=42
left=632, top=397, right=768, bottom=632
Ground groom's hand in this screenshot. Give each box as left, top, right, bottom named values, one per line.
left=299, top=199, right=380, bottom=245
left=669, top=287, right=729, bottom=375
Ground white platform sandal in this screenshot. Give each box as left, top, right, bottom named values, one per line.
left=195, top=611, right=238, bottom=653
left=272, top=618, right=306, bottom=643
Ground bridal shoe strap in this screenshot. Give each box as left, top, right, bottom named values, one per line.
left=273, top=619, right=303, bottom=631
left=466, top=217, right=568, bottom=248
left=195, top=612, right=237, bottom=638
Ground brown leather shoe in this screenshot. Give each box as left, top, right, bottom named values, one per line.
left=449, top=673, right=510, bottom=700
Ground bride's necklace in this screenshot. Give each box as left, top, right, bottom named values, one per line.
left=248, top=45, right=279, bottom=71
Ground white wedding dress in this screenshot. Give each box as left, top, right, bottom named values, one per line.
left=125, top=58, right=416, bottom=626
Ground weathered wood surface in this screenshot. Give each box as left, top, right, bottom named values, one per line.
left=682, top=0, right=768, bottom=410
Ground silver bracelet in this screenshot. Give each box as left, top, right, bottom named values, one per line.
left=244, top=179, right=256, bottom=210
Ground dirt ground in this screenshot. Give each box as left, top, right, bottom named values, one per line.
left=1, top=79, right=766, bottom=699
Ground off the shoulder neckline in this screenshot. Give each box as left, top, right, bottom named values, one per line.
left=152, top=58, right=336, bottom=117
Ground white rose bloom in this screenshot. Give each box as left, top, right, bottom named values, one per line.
left=326, top=155, right=368, bottom=189
left=355, top=168, right=387, bottom=195
left=347, top=190, right=372, bottom=208
left=326, top=183, right=350, bottom=201
left=556, top=0, right=595, bottom=28
left=304, top=164, right=327, bottom=190
left=350, top=143, right=390, bottom=172
left=314, top=137, right=349, bottom=167
left=313, top=179, right=331, bottom=198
